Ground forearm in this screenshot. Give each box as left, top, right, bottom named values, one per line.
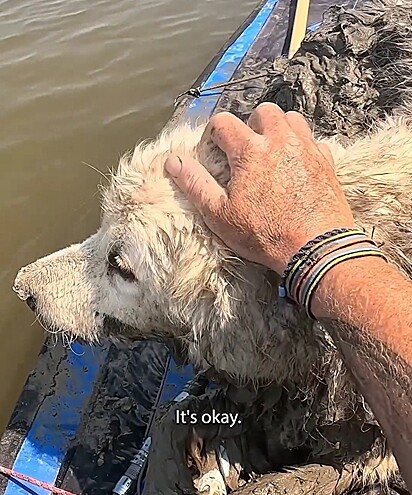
left=324, top=318, right=412, bottom=488
left=311, top=256, right=412, bottom=364
left=311, top=257, right=412, bottom=486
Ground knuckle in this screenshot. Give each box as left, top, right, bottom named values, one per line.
left=285, top=110, right=307, bottom=124
left=209, top=111, right=234, bottom=128
left=255, top=101, right=284, bottom=115
left=285, top=110, right=303, bottom=118
left=285, top=111, right=310, bottom=129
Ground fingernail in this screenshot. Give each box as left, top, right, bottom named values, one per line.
left=165, top=156, right=183, bottom=178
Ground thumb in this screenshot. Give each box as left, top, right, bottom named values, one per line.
left=165, top=155, right=227, bottom=215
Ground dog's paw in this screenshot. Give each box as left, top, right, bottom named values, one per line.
left=194, top=468, right=227, bottom=495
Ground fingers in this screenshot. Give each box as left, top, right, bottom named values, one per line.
left=203, top=112, right=256, bottom=163
left=165, top=155, right=227, bottom=215
left=248, top=103, right=290, bottom=139
left=285, top=111, right=335, bottom=166
left=284, top=111, right=313, bottom=141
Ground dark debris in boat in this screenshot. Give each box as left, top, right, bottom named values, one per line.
left=259, top=1, right=412, bottom=140
left=59, top=341, right=168, bottom=495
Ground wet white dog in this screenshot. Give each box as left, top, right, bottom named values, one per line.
left=13, top=114, right=412, bottom=491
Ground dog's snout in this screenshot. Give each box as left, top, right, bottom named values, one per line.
left=13, top=267, right=36, bottom=303
left=13, top=280, right=28, bottom=300
left=13, top=273, right=37, bottom=311
left=25, top=295, right=37, bottom=312
left=13, top=275, right=37, bottom=310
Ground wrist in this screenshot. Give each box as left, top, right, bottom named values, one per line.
left=267, top=223, right=358, bottom=275
left=275, top=229, right=382, bottom=312
left=309, top=253, right=389, bottom=320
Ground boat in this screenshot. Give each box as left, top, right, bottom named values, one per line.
left=0, top=1, right=343, bottom=494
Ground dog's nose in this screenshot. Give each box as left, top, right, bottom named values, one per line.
left=13, top=268, right=35, bottom=302
left=13, top=274, right=37, bottom=311
left=25, top=295, right=37, bottom=312
left=12, top=274, right=37, bottom=311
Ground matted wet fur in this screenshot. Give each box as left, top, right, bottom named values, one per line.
left=13, top=0, right=412, bottom=492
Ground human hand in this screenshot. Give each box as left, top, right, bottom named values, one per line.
left=165, top=103, right=355, bottom=275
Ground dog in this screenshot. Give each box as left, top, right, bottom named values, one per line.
left=13, top=113, right=412, bottom=493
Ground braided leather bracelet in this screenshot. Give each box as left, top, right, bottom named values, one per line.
left=290, top=233, right=376, bottom=302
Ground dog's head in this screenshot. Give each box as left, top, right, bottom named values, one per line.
left=13, top=124, right=315, bottom=382
left=13, top=126, right=220, bottom=336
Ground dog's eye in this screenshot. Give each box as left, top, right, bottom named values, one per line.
left=107, top=252, right=136, bottom=282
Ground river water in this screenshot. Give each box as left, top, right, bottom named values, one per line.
left=0, top=0, right=260, bottom=432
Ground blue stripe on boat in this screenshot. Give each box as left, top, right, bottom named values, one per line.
left=185, top=0, right=278, bottom=123
left=160, top=361, right=194, bottom=405
left=5, top=343, right=109, bottom=495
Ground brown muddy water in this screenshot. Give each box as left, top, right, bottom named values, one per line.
left=0, top=0, right=260, bottom=433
